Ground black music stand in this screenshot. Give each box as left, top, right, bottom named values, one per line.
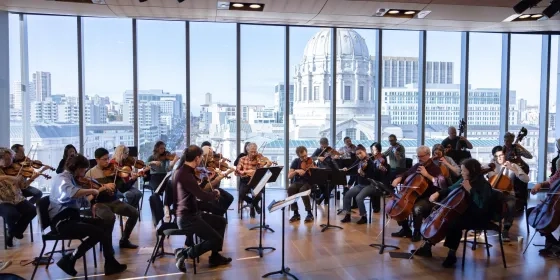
left=309, top=168, right=346, bottom=232
left=367, top=178, right=400, bottom=254
left=248, top=166, right=282, bottom=233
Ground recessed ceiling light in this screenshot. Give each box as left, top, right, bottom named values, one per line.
left=404, top=11, right=416, bottom=15
left=249, top=4, right=261, bottom=9
left=519, top=14, right=531, bottom=18
left=531, top=14, right=543, bottom=18
left=233, top=3, right=244, bottom=8
left=388, top=10, right=399, bottom=14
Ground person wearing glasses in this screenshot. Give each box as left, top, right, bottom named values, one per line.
left=390, top=145, right=447, bottom=242
left=382, top=134, right=406, bottom=179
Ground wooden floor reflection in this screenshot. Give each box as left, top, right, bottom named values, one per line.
left=0, top=189, right=558, bottom=279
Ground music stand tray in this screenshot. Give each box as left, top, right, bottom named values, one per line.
left=309, top=168, right=346, bottom=232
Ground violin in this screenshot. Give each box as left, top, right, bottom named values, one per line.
left=123, top=156, right=146, bottom=169
left=76, top=176, right=103, bottom=189
left=385, top=159, right=434, bottom=222
left=300, top=156, right=315, bottom=176
left=319, top=146, right=341, bottom=157
left=2, top=164, right=51, bottom=180
left=527, top=179, right=560, bottom=236
left=158, top=151, right=176, bottom=161
left=23, top=159, right=55, bottom=171
left=255, top=153, right=277, bottom=167
left=213, top=153, right=231, bottom=163
left=102, top=165, right=116, bottom=177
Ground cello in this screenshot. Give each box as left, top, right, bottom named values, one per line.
left=527, top=179, right=560, bottom=237
left=385, top=159, right=434, bottom=222
left=487, top=164, right=513, bottom=193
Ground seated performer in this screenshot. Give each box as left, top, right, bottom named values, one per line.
left=338, top=137, right=357, bottom=189
left=147, top=141, right=179, bottom=217
left=287, top=146, right=314, bottom=223
left=488, top=146, right=529, bottom=242
left=391, top=145, right=447, bottom=242
left=9, top=144, right=44, bottom=204
left=85, top=148, right=139, bottom=249
left=432, top=144, right=460, bottom=184
left=412, top=158, right=493, bottom=268
left=382, top=134, right=406, bottom=174
left=530, top=168, right=560, bottom=255
left=0, top=147, right=38, bottom=247
left=441, top=126, right=473, bottom=164
left=56, top=144, right=77, bottom=174
left=173, top=145, right=232, bottom=272
left=49, top=154, right=127, bottom=277
left=110, top=145, right=143, bottom=209
left=236, top=142, right=264, bottom=216
left=197, top=145, right=234, bottom=216
left=311, top=137, right=340, bottom=205
left=340, top=144, right=387, bottom=224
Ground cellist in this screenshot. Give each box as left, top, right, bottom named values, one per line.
left=530, top=168, right=560, bottom=255
left=287, top=146, right=314, bottom=223
left=390, top=146, right=447, bottom=242
left=413, top=158, right=493, bottom=268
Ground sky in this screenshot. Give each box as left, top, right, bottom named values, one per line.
left=8, top=14, right=560, bottom=116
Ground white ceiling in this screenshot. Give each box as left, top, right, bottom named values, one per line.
left=0, top=0, right=559, bottom=32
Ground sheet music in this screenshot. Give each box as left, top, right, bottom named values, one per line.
left=155, top=172, right=172, bottom=194
left=252, top=170, right=272, bottom=197
left=285, top=189, right=311, bottom=201
left=267, top=190, right=310, bottom=213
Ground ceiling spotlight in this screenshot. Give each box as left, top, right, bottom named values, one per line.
left=404, top=11, right=416, bottom=15
left=513, top=0, right=542, bottom=14
left=233, top=3, right=244, bottom=7
left=542, top=0, right=560, bottom=18
left=249, top=4, right=261, bottom=9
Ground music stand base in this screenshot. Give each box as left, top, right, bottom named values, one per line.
left=369, top=243, right=400, bottom=254
left=249, top=224, right=275, bottom=233
left=320, top=224, right=343, bottom=232
left=262, top=267, right=298, bottom=280
left=245, top=246, right=276, bottom=258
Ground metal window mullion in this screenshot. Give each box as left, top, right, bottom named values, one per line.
left=418, top=31, right=427, bottom=146
left=0, top=12, right=9, bottom=146
left=375, top=29, right=382, bottom=143
left=538, top=35, right=551, bottom=182
left=499, top=33, right=511, bottom=141
left=284, top=26, right=290, bottom=189
left=132, top=19, right=139, bottom=150
left=20, top=14, right=31, bottom=149
left=236, top=23, right=241, bottom=154
left=77, top=16, right=85, bottom=154
left=331, top=28, right=337, bottom=146
left=459, top=32, right=469, bottom=135
left=185, top=21, right=191, bottom=146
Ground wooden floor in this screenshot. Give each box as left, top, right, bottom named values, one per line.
left=1, top=189, right=559, bottom=280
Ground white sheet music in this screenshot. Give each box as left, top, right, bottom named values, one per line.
left=252, top=170, right=272, bottom=197
left=267, top=190, right=311, bottom=213
left=155, top=172, right=172, bottom=194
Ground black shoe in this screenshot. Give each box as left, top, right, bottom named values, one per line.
left=391, top=228, right=412, bottom=238
left=502, top=230, right=510, bottom=242
left=442, top=255, right=457, bottom=268
left=304, top=213, right=314, bottom=222
left=174, top=248, right=186, bottom=273
left=5, top=235, right=13, bottom=247
left=356, top=216, right=367, bottom=224
left=119, top=239, right=138, bottom=249
left=410, top=244, right=433, bottom=258
left=341, top=214, right=351, bottom=223
left=56, top=254, right=78, bottom=277
left=351, top=204, right=358, bottom=209
left=373, top=208, right=380, bottom=213
left=289, top=214, right=301, bottom=222
left=10, top=231, right=23, bottom=240
left=104, top=259, right=127, bottom=276
left=250, top=207, right=256, bottom=218
left=209, top=253, right=232, bottom=267
left=316, top=195, right=325, bottom=205
left=411, top=231, right=422, bottom=242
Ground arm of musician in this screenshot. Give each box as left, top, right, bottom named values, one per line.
left=236, top=158, right=245, bottom=176
left=461, top=137, right=473, bottom=149
left=444, top=156, right=461, bottom=176
left=516, top=145, right=533, bottom=159
left=365, top=160, right=377, bottom=179
left=179, top=173, right=216, bottom=202
left=394, top=146, right=404, bottom=161
left=381, top=148, right=391, bottom=157
left=438, top=178, right=462, bottom=199
left=512, top=163, right=529, bottom=183
left=310, top=148, right=321, bottom=161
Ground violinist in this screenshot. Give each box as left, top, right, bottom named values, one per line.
left=85, top=148, right=139, bottom=249
left=0, top=147, right=37, bottom=247
left=236, top=142, right=262, bottom=217
left=529, top=167, right=560, bottom=255
left=110, top=145, right=143, bottom=209
left=488, top=146, right=529, bottom=242
left=413, top=158, right=493, bottom=268
left=147, top=141, right=179, bottom=217
left=340, top=144, right=387, bottom=224
left=339, top=137, right=357, bottom=192
left=432, top=144, right=460, bottom=184
left=197, top=145, right=234, bottom=216
left=391, top=146, right=447, bottom=242
left=287, top=146, right=314, bottom=223
left=382, top=134, right=406, bottom=171
left=311, top=137, right=340, bottom=205
left=233, top=141, right=251, bottom=167
left=56, top=144, right=77, bottom=174
left=9, top=144, right=44, bottom=204
left=49, top=154, right=127, bottom=277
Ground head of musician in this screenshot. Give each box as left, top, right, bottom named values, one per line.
left=370, top=142, right=382, bottom=156
left=296, top=146, right=308, bottom=159
left=63, top=144, right=77, bottom=161
left=492, top=146, right=506, bottom=165
left=460, top=158, right=482, bottom=181
left=201, top=141, right=212, bottom=148
left=94, top=148, right=110, bottom=169
left=246, top=142, right=258, bottom=159
left=319, top=137, right=329, bottom=149
left=416, top=146, right=431, bottom=164
left=388, top=134, right=397, bottom=147
left=504, top=132, right=515, bottom=146
left=343, top=137, right=353, bottom=147
left=0, top=147, right=14, bottom=168
left=10, top=144, right=24, bottom=161
left=432, top=144, right=445, bottom=159
left=153, top=141, right=166, bottom=156
left=180, top=145, right=203, bottom=168
left=113, top=145, right=129, bottom=164
left=447, top=126, right=457, bottom=140
left=65, top=154, right=90, bottom=178
left=356, top=145, right=368, bottom=160
left=202, top=146, right=214, bottom=160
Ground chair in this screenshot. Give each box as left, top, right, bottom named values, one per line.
left=460, top=189, right=507, bottom=270
left=144, top=194, right=197, bottom=276
left=1, top=211, right=34, bottom=250
left=31, top=196, right=97, bottom=280
left=140, top=170, right=152, bottom=211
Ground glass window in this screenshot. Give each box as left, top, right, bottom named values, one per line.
left=137, top=20, right=186, bottom=161
left=240, top=25, right=285, bottom=188
left=344, top=85, right=351, bottom=100
left=83, top=18, right=133, bottom=159
left=190, top=22, right=237, bottom=188
left=548, top=36, right=559, bottom=178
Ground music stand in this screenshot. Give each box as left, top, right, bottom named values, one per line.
left=309, top=168, right=346, bottom=232
left=248, top=166, right=282, bottom=233
left=367, top=179, right=400, bottom=254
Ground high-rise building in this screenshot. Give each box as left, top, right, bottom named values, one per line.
left=33, top=71, right=52, bottom=102
left=273, top=83, right=294, bottom=123
left=10, top=80, right=23, bottom=110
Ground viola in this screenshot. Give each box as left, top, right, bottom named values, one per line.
left=385, top=159, right=434, bottom=222
left=76, top=176, right=103, bottom=189
left=527, top=179, right=560, bottom=235
left=255, top=153, right=277, bottom=167
left=319, top=146, right=341, bottom=157
left=300, top=156, right=315, bottom=176
left=102, top=165, right=116, bottom=177
left=23, top=159, right=55, bottom=171
left=2, top=164, right=51, bottom=180
left=158, top=151, right=176, bottom=161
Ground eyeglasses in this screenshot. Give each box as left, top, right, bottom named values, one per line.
left=417, top=153, right=429, bottom=157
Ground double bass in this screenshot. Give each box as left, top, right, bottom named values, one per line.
left=445, top=118, right=471, bottom=164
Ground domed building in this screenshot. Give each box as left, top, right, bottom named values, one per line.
left=290, top=28, right=376, bottom=140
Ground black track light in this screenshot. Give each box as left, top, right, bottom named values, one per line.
left=542, top=0, right=560, bottom=18
left=513, top=0, right=542, bottom=14
left=139, top=0, right=147, bottom=2
left=178, top=0, right=185, bottom=2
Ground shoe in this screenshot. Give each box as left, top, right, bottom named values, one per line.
left=356, top=216, right=367, bottom=224
left=56, top=254, right=78, bottom=277
left=250, top=207, right=256, bottom=218
left=341, top=214, right=351, bottom=223
left=174, top=248, right=186, bottom=273
left=502, top=230, right=510, bottom=242
left=410, top=244, right=432, bottom=258
left=391, top=228, right=412, bottom=238
left=442, top=255, right=457, bottom=268
left=5, top=235, right=13, bottom=248
left=373, top=208, right=380, bottom=213
left=304, top=213, right=314, bottom=222
left=254, top=204, right=262, bottom=215
left=209, top=253, right=232, bottom=267
left=174, top=247, right=184, bottom=259
left=10, top=231, right=24, bottom=240
left=104, top=259, right=127, bottom=276
left=316, top=195, right=325, bottom=205
left=289, top=214, right=301, bottom=222
left=0, top=260, right=12, bottom=272
left=411, top=231, right=422, bottom=242
left=351, top=204, right=358, bottom=209
left=119, top=239, right=138, bottom=249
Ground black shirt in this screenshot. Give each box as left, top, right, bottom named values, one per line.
left=441, top=137, right=467, bottom=151
left=173, top=164, right=217, bottom=217
left=289, top=158, right=311, bottom=184
left=347, top=158, right=377, bottom=186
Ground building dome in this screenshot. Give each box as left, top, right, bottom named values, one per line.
left=302, top=29, right=370, bottom=62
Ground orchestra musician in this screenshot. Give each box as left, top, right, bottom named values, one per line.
left=173, top=145, right=232, bottom=272
left=441, top=126, right=473, bottom=152
left=529, top=169, right=560, bottom=255
left=147, top=141, right=180, bottom=217
left=413, top=158, right=493, bottom=268
left=236, top=142, right=264, bottom=217
left=432, top=144, right=460, bottom=184
left=287, top=146, right=315, bottom=223
left=49, top=154, right=127, bottom=277
left=338, top=137, right=357, bottom=190
left=10, top=144, right=44, bottom=204
left=198, top=144, right=234, bottom=216
left=110, top=145, right=143, bottom=209
left=56, top=144, right=77, bottom=174
left=85, top=148, right=139, bottom=249
left=488, top=146, right=529, bottom=242
left=340, top=144, right=387, bottom=224
left=311, top=137, right=340, bottom=205
left=503, top=132, right=532, bottom=206
left=0, top=147, right=37, bottom=247
left=382, top=134, right=406, bottom=174
left=551, top=138, right=560, bottom=176
left=391, top=146, right=447, bottom=242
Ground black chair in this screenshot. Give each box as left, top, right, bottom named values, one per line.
left=140, top=170, right=152, bottom=210
left=461, top=189, right=507, bottom=270
left=1, top=211, right=34, bottom=250
left=31, top=196, right=97, bottom=280
left=144, top=194, right=197, bottom=276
